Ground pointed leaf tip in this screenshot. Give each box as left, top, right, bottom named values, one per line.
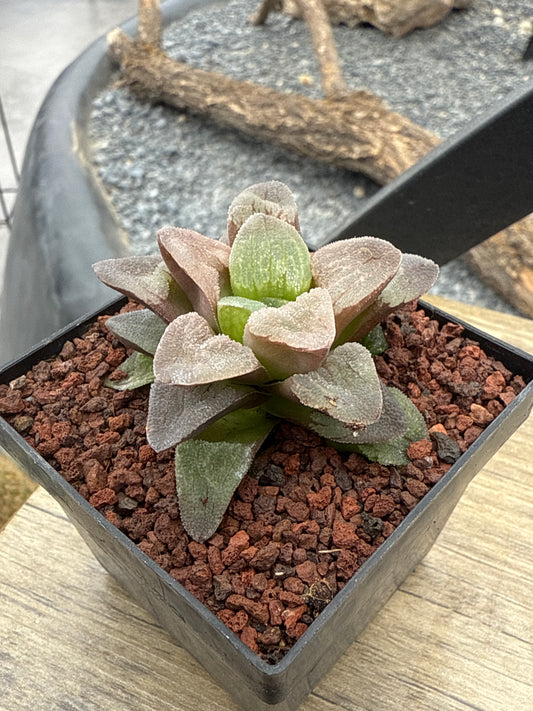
left=105, top=309, right=167, bottom=355
left=104, top=351, right=154, bottom=391
left=352, top=388, right=428, bottom=465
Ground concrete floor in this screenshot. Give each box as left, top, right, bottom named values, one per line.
left=0, top=0, right=137, bottom=300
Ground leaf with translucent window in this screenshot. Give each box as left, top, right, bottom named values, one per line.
left=157, top=226, right=231, bottom=330
left=311, top=237, right=401, bottom=339
left=243, top=288, right=336, bottom=380
left=277, top=342, right=382, bottom=427
left=352, top=388, right=429, bottom=465
left=266, top=383, right=406, bottom=444
left=153, top=312, right=267, bottom=386
left=227, top=180, right=299, bottom=245
left=347, top=253, right=439, bottom=342
left=175, top=408, right=276, bottom=542
left=359, top=324, right=389, bottom=356
left=217, top=296, right=266, bottom=344
left=229, top=214, right=312, bottom=302
left=93, top=257, right=191, bottom=323
left=105, top=309, right=167, bottom=355
left=146, top=380, right=262, bottom=452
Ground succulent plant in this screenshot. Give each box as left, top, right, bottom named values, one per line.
left=93, top=181, right=439, bottom=542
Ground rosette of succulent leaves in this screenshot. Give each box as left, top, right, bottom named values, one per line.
left=93, top=181, right=439, bottom=542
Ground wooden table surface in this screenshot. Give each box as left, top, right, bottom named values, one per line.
left=1, top=296, right=532, bottom=711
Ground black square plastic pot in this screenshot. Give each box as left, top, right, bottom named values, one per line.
left=1, top=298, right=532, bottom=711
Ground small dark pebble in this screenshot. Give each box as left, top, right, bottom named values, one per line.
left=361, top=511, right=385, bottom=538
left=431, top=431, right=462, bottom=464
left=257, top=464, right=286, bottom=487
left=333, top=468, right=353, bottom=491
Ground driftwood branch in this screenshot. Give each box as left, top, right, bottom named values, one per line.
left=464, top=223, right=533, bottom=318
left=107, top=27, right=437, bottom=184
left=281, top=0, right=472, bottom=37
left=107, top=0, right=533, bottom=318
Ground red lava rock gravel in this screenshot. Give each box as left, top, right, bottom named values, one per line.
left=0, top=300, right=526, bottom=663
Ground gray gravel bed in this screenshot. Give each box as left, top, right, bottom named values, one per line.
left=90, top=0, right=533, bottom=316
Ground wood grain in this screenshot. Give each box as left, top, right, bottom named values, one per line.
left=1, top=297, right=532, bottom=711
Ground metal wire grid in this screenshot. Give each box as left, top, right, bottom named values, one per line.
left=0, top=96, right=19, bottom=232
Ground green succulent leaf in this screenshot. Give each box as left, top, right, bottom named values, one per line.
left=199, top=407, right=276, bottom=444
left=105, top=309, right=167, bottom=355
left=104, top=351, right=154, bottom=391
left=227, top=180, right=299, bottom=245
left=348, top=253, right=439, bottom=342
left=146, top=380, right=262, bottom=452
left=153, top=312, right=267, bottom=386
left=175, top=408, right=276, bottom=542
left=311, top=237, right=402, bottom=340
left=360, top=324, right=389, bottom=356
left=157, top=226, right=231, bottom=330
left=243, top=288, right=336, bottom=380
left=217, top=296, right=266, bottom=344
left=229, top=214, right=312, bottom=302
left=277, top=342, right=382, bottom=427
left=260, top=297, right=289, bottom=308
left=351, top=387, right=429, bottom=465
left=93, top=257, right=192, bottom=323
left=265, top=383, right=407, bottom=445
left=322, top=385, right=408, bottom=444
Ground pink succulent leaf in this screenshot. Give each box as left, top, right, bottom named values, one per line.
left=105, top=309, right=167, bottom=355
left=93, top=256, right=192, bottom=323
left=311, top=237, right=402, bottom=338
left=227, top=180, right=299, bottom=246
left=243, top=288, right=336, bottom=380
left=146, top=380, right=262, bottom=452
left=380, top=253, right=439, bottom=307
left=157, top=226, right=231, bottom=330
left=153, top=312, right=268, bottom=386
left=347, top=253, right=440, bottom=342
left=276, top=342, right=383, bottom=427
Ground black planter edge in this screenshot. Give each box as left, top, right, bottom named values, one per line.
left=0, top=0, right=222, bottom=365
left=1, top=299, right=532, bottom=711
